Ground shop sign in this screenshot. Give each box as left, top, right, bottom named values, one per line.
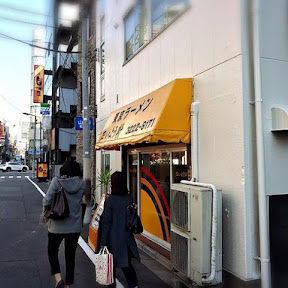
left=75, top=117, right=93, bottom=130
left=0, top=125, right=4, bottom=137
left=40, top=103, right=50, bottom=115
left=98, top=98, right=155, bottom=142
left=37, top=163, right=48, bottom=178
left=33, top=65, right=44, bottom=103
left=96, top=78, right=193, bottom=149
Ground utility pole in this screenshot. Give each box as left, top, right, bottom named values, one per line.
left=33, top=115, right=36, bottom=178
left=82, top=0, right=91, bottom=224
left=23, top=112, right=39, bottom=179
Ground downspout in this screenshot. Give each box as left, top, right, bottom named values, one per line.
left=252, top=0, right=271, bottom=287
left=182, top=101, right=218, bottom=284
left=191, top=102, right=199, bottom=182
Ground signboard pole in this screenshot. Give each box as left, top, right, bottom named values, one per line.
left=82, top=1, right=91, bottom=224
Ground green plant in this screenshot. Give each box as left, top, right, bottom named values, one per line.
left=96, top=169, right=112, bottom=194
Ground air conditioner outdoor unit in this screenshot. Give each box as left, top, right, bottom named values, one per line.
left=170, top=183, right=222, bottom=286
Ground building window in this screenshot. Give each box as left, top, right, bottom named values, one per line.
left=101, top=152, right=110, bottom=193
left=124, top=0, right=188, bottom=60
left=152, top=0, right=188, bottom=36
left=125, top=0, right=148, bottom=60
left=100, top=43, right=105, bottom=75
left=100, top=16, right=105, bottom=100
left=100, top=75, right=105, bottom=101
left=100, top=0, right=105, bottom=15
left=171, top=151, right=188, bottom=183
left=88, top=0, right=94, bottom=38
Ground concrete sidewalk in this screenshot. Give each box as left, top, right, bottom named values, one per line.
left=35, top=179, right=198, bottom=288
left=80, top=220, right=187, bottom=288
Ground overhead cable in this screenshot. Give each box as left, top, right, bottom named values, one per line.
left=0, top=32, right=81, bottom=54
left=0, top=3, right=73, bottom=23
left=0, top=15, right=55, bottom=28
left=0, top=94, right=23, bottom=114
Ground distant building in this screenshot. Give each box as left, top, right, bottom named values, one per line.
left=46, top=0, right=79, bottom=177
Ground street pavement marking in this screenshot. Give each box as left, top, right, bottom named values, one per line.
left=0, top=176, right=23, bottom=179
left=26, top=176, right=46, bottom=197
left=26, top=176, right=124, bottom=288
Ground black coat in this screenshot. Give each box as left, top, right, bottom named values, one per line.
left=100, top=194, right=140, bottom=268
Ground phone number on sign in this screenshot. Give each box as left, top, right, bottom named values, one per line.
left=125, top=118, right=156, bottom=135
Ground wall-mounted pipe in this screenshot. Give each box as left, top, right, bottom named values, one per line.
left=185, top=101, right=218, bottom=284
left=252, top=0, right=271, bottom=286
left=191, top=102, right=200, bottom=182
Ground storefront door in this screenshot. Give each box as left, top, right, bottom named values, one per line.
left=128, top=146, right=189, bottom=250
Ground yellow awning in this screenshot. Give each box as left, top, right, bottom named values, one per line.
left=95, top=78, right=193, bottom=149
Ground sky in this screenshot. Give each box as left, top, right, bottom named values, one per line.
left=0, top=0, right=50, bottom=126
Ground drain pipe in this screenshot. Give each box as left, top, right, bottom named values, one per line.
left=182, top=101, right=218, bottom=284
left=252, top=0, right=271, bottom=287
left=191, top=102, right=199, bottom=182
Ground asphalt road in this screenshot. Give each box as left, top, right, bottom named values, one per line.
left=0, top=175, right=175, bottom=288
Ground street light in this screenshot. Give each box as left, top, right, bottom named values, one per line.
left=23, top=112, right=42, bottom=178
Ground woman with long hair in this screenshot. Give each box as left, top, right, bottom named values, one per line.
left=42, top=160, right=85, bottom=288
left=100, top=171, right=140, bottom=288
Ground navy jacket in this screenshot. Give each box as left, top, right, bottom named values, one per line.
left=100, top=194, right=140, bottom=268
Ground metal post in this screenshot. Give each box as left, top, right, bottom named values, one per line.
left=33, top=115, right=36, bottom=179
left=82, top=0, right=91, bottom=224
left=40, top=120, right=42, bottom=162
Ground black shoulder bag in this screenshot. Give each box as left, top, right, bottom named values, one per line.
left=126, top=203, right=143, bottom=234
left=44, top=181, right=70, bottom=220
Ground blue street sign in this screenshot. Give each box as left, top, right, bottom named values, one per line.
left=28, top=149, right=43, bottom=155
left=41, top=110, right=50, bottom=115
left=75, top=117, right=93, bottom=130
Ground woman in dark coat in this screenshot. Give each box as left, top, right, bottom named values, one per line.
left=100, top=171, right=140, bottom=288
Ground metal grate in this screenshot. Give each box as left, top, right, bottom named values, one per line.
left=171, top=230, right=189, bottom=276
left=171, top=189, right=190, bottom=231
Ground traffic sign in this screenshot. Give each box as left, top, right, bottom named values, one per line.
left=40, top=103, right=50, bottom=115
left=75, top=117, right=93, bottom=130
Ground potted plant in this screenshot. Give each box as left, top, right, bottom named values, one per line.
left=96, top=169, right=112, bottom=195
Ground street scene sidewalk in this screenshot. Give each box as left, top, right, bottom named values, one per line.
left=35, top=179, right=191, bottom=288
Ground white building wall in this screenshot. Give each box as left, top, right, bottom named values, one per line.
left=95, top=0, right=260, bottom=281
left=260, top=0, right=288, bottom=196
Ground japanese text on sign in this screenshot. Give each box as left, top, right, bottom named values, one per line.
left=112, top=98, right=154, bottom=123
left=99, top=117, right=156, bottom=141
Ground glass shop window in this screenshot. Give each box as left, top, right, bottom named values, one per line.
left=172, top=151, right=188, bottom=183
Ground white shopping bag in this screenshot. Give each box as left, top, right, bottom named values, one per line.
left=95, top=246, right=114, bottom=285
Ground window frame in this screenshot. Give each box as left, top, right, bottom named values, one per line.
left=100, top=15, right=105, bottom=101
left=123, top=0, right=189, bottom=62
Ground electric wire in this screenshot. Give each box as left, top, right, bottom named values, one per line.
left=0, top=94, right=24, bottom=114
left=0, top=31, right=81, bottom=54
left=0, top=3, right=79, bottom=135
left=0, top=15, right=55, bottom=28
left=0, top=3, right=74, bottom=23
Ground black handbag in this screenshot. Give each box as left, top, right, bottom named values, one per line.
left=126, top=203, right=143, bottom=234
left=44, top=182, right=70, bottom=220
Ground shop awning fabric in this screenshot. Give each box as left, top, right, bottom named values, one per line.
left=95, top=78, right=193, bottom=149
